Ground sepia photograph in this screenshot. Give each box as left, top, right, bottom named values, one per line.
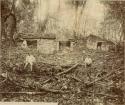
left=0, top=0, right=124, bottom=105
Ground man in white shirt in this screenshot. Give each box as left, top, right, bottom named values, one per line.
left=84, top=55, right=92, bottom=68
left=24, top=53, right=36, bottom=71
left=21, top=40, right=28, bottom=49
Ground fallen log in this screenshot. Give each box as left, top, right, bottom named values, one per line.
left=85, top=68, right=121, bottom=86
left=56, top=63, right=79, bottom=76
left=41, top=78, right=52, bottom=85
left=9, top=80, right=67, bottom=94
left=7, top=74, right=67, bottom=94
left=0, top=92, right=46, bottom=95
left=39, top=87, right=68, bottom=94
left=80, top=89, right=122, bottom=98
left=0, top=72, right=8, bottom=85
left=0, top=78, right=8, bottom=85
left=69, top=76, right=82, bottom=82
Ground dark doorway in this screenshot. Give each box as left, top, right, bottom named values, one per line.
left=59, top=41, right=71, bottom=50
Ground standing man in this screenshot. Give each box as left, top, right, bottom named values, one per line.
left=84, top=54, right=92, bottom=68
left=24, top=53, right=36, bottom=71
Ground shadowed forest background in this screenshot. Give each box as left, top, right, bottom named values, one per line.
left=0, top=0, right=124, bottom=105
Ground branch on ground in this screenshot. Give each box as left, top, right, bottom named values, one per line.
left=56, top=63, right=79, bottom=76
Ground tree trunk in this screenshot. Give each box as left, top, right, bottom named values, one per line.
left=0, top=0, right=2, bottom=74
left=121, top=20, right=125, bottom=40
